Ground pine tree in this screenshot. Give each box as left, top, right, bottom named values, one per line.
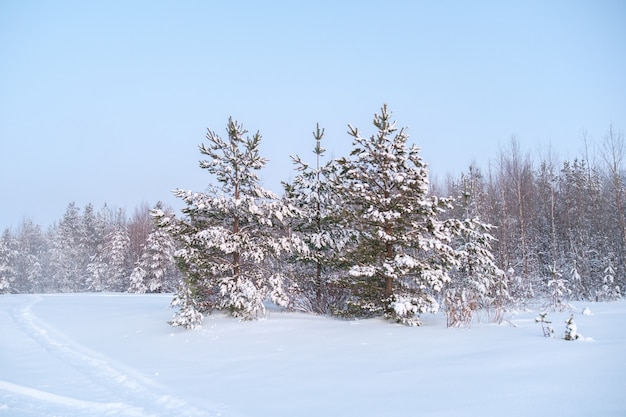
left=129, top=203, right=178, bottom=293
left=563, top=314, right=581, bottom=340
left=82, top=203, right=103, bottom=265
left=535, top=312, right=555, bottom=337
left=0, top=229, right=17, bottom=294
left=334, top=105, right=461, bottom=325
left=546, top=263, right=569, bottom=311
left=282, top=124, right=353, bottom=313
left=158, top=118, right=295, bottom=328
left=443, top=167, right=509, bottom=326
left=445, top=218, right=509, bottom=326
left=85, top=204, right=114, bottom=292
left=596, top=259, right=621, bottom=301
left=10, top=219, right=46, bottom=293
left=48, top=202, right=88, bottom=292
left=104, top=224, right=131, bottom=291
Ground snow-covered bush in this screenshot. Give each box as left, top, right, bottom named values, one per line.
left=535, top=312, right=554, bottom=337
left=563, top=314, right=581, bottom=341
left=444, top=289, right=477, bottom=328
left=169, top=284, right=204, bottom=329
left=386, top=292, right=439, bottom=326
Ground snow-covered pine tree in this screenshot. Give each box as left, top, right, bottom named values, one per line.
left=282, top=124, right=354, bottom=313
left=48, top=202, right=88, bottom=292
left=546, top=263, right=570, bottom=311
left=85, top=204, right=113, bottom=292
left=157, top=118, right=295, bottom=328
left=10, top=219, right=46, bottom=293
left=85, top=255, right=107, bottom=292
left=129, top=203, right=178, bottom=293
left=128, top=266, right=148, bottom=293
left=569, top=259, right=583, bottom=301
left=557, top=159, right=600, bottom=300
left=104, top=223, right=131, bottom=291
left=334, top=105, right=460, bottom=325
left=0, top=229, right=17, bottom=294
left=563, top=314, right=581, bottom=340
left=443, top=166, right=510, bottom=326
left=82, top=203, right=105, bottom=268
left=596, top=259, right=621, bottom=301
left=535, top=312, right=554, bottom=337
left=85, top=212, right=131, bottom=292
left=445, top=218, right=509, bottom=326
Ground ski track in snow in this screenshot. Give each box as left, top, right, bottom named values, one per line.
left=0, top=379, right=149, bottom=417
left=1, top=295, right=219, bottom=417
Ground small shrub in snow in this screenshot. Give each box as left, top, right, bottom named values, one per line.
left=546, top=264, right=570, bottom=312
left=444, top=289, right=477, bottom=328
left=169, top=285, right=204, bottom=329
left=563, top=314, right=581, bottom=341
left=535, top=312, right=554, bottom=337
left=385, top=294, right=435, bottom=326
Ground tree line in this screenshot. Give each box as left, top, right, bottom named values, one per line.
left=1, top=106, right=623, bottom=328
left=439, top=127, right=624, bottom=308
left=0, top=202, right=181, bottom=294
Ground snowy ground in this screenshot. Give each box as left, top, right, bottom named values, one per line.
left=1, top=293, right=625, bottom=417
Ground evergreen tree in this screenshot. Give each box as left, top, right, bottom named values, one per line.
left=129, top=203, right=178, bottom=293
left=82, top=203, right=103, bottom=264
left=563, top=314, right=581, bottom=340
left=84, top=209, right=131, bottom=292
left=12, top=219, right=46, bottom=293
left=546, top=263, right=569, bottom=311
left=104, top=223, right=131, bottom=291
left=48, top=202, right=88, bottom=292
left=127, top=202, right=154, bottom=264
left=157, top=118, right=295, bottom=328
left=597, top=259, right=621, bottom=301
left=0, top=229, right=17, bottom=294
left=333, top=105, right=461, bottom=325
left=283, top=124, right=353, bottom=313
left=445, top=218, right=509, bottom=326
left=443, top=166, right=510, bottom=326
left=85, top=204, right=114, bottom=291
left=535, top=312, right=554, bottom=337
left=557, top=159, right=599, bottom=299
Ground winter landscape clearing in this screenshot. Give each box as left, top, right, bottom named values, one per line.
left=1, top=294, right=625, bottom=417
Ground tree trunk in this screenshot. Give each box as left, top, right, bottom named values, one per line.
left=385, top=230, right=393, bottom=298
left=233, top=174, right=240, bottom=281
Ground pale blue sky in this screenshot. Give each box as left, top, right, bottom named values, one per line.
left=1, top=1, right=625, bottom=230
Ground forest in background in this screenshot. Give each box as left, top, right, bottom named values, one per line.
left=438, top=126, right=624, bottom=305
left=1, top=110, right=623, bottom=328
left=0, top=201, right=181, bottom=294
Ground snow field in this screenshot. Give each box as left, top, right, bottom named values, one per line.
left=1, top=294, right=625, bottom=417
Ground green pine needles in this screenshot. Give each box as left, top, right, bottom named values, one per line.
left=159, top=106, right=507, bottom=329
